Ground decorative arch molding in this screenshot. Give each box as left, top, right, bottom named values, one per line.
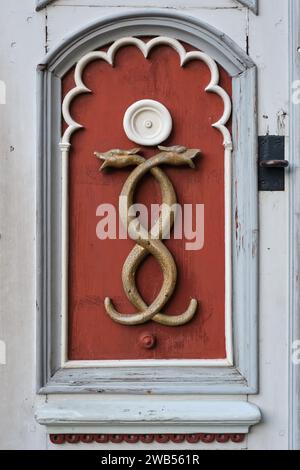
left=36, top=0, right=258, bottom=14
left=39, top=9, right=254, bottom=77
left=36, top=9, right=259, bottom=435
left=36, top=0, right=55, bottom=11
left=61, top=36, right=232, bottom=146
left=237, top=0, right=258, bottom=14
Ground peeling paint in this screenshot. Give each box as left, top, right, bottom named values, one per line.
left=277, top=109, right=287, bottom=136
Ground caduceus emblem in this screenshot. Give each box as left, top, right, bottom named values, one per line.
left=94, top=145, right=201, bottom=326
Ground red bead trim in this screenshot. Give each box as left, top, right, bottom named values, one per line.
left=140, top=434, right=155, bottom=443
left=186, top=434, right=201, bottom=444
left=49, top=433, right=245, bottom=445
left=216, top=434, right=231, bottom=443
left=170, top=434, right=186, bottom=443
left=94, top=434, right=109, bottom=443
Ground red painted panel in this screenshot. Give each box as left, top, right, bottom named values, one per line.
left=63, top=40, right=232, bottom=360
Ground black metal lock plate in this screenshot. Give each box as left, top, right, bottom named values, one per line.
left=258, top=136, right=286, bottom=191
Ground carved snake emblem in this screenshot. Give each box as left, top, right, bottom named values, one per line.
left=94, top=146, right=201, bottom=326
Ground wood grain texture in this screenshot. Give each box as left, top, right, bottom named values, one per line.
left=62, top=41, right=232, bottom=360
left=36, top=397, right=261, bottom=434
left=289, top=0, right=300, bottom=450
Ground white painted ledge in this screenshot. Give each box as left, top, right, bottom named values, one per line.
left=35, top=397, right=261, bottom=434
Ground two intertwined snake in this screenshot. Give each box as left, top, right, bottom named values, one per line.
left=94, top=146, right=201, bottom=326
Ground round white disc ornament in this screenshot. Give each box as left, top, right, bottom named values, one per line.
left=123, top=99, right=173, bottom=146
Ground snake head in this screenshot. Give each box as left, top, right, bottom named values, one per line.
left=182, top=149, right=201, bottom=169
left=94, top=148, right=142, bottom=170
left=158, top=146, right=201, bottom=169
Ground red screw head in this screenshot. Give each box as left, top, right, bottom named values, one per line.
left=139, top=333, right=156, bottom=349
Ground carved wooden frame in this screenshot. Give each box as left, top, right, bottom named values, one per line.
left=60, top=36, right=233, bottom=367
left=36, top=10, right=258, bottom=397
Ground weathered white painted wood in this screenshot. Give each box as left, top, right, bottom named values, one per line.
left=247, top=193, right=289, bottom=450
left=35, top=397, right=261, bottom=434
left=39, top=366, right=248, bottom=394
left=246, top=0, right=289, bottom=451
left=39, top=0, right=257, bottom=14
left=37, top=0, right=247, bottom=11
left=231, top=66, right=258, bottom=390
left=289, top=0, right=300, bottom=451
left=238, top=0, right=257, bottom=13
left=36, top=0, right=56, bottom=11
left=0, top=0, right=47, bottom=450
left=46, top=6, right=248, bottom=56
left=249, top=0, right=288, bottom=136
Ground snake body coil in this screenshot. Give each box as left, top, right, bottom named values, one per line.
left=94, top=146, right=200, bottom=326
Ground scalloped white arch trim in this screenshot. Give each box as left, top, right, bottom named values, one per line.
left=59, top=36, right=233, bottom=367
left=61, top=36, right=232, bottom=148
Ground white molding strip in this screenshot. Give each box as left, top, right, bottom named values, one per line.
left=36, top=1, right=258, bottom=15
left=60, top=36, right=233, bottom=368
left=289, top=0, right=300, bottom=451
left=36, top=397, right=261, bottom=434
left=36, top=0, right=56, bottom=11
left=64, top=359, right=231, bottom=368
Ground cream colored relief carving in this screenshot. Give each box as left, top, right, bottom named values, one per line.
left=61, top=36, right=232, bottom=147
left=123, top=99, right=173, bottom=146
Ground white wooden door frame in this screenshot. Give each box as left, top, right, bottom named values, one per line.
left=289, top=0, right=300, bottom=451
left=34, top=8, right=261, bottom=436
